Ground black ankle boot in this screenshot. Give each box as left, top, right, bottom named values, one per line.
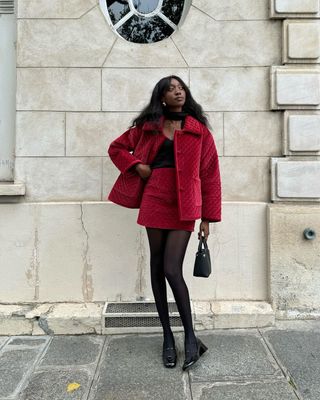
left=182, top=337, right=208, bottom=371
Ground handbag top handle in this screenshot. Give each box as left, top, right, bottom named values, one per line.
left=198, top=235, right=208, bottom=251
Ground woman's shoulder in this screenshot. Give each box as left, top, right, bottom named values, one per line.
left=185, top=115, right=211, bottom=136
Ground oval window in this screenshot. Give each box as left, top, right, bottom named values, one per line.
left=100, top=0, right=191, bottom=43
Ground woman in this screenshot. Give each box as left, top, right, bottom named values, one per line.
left=107, top=75, right=221, bottom=371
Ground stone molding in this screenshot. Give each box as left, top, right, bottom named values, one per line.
left=271, top=66, right=320, bottom=110
left=283, top=19, right=320, bottom=63
left=270, top=2, right=320, bottom=205
left=270, top=0, right=320, bottom=19
left=271, top=158, right=320, bottom=201
left=0, top=182, right=25, bottom=196
left=283, top=110, right=320, bottom=155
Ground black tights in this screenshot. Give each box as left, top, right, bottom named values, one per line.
left=146, top=227, right=197, bottom=347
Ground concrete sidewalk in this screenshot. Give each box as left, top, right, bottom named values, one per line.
left=0, top=320, right=319, bottom=400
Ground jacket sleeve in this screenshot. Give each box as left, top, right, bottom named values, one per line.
left=108, top=126, right=143, bottom=174
left=199, top=128, right=222, bottom=223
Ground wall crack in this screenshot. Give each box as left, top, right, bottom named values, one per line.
left=80, top=204, right=94, bottom=302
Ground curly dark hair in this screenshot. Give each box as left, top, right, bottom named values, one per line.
left=131, top=75, right=209, bottom=128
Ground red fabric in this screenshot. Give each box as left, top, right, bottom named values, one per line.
left=107, top=115, right=222, bottom=223
left=137, top=167, right=195, bottom=231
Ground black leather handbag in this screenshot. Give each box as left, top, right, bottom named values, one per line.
left=193, top=236, right=211, bottom=278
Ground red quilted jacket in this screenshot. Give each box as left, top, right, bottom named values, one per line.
left=107, top=115, right=221, bottom=222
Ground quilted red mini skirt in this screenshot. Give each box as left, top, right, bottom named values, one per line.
left=137, top=167, right=195, bottom=232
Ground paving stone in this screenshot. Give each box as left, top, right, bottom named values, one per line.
left=19, top=369, right=90, bottom=400
left=191, top=380, right=297, bottom=400
left=8, top=337, right=47, bottom=346
left=187, top=333, right=280, bottom=382
left=88, top=334, right=189, bottom=400
left=0, top=337, right=8, bottom=349
left=264, top=330, right=320, bottom=400
left=89, top=381, right=189, bottom=400
left=40, top=336, right=104, bottom=367
left=0, top=348, right=42, bottom=398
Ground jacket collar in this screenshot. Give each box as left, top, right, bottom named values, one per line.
left=142, top=115, right=203, bottom=136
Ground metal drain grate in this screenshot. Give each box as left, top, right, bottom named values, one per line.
left=0, top=0, right=14, bottom=14
left=105, top=302, right=178, bottom=314
left=105, top=316, right=182, bottom=328
left=102, top=301, right=187, bottom=334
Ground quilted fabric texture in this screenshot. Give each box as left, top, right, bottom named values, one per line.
left=137, top=167, right=195, bottom=231
left=107, top=115, right=222, bottom=222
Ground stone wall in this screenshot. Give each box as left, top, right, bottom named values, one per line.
left=0, top=0, right=318, bottom=319
left=269, top=0, right=320, bottom=318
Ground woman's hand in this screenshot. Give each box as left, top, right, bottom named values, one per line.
left=135, top=163, right=152, bottom=180
left=198, top=220, right=209, bottom=241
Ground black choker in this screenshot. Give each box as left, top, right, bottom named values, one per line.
left=163, top=109, right=188, bottom=121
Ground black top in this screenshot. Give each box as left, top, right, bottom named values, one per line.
left=150, top=137, right=175, bottom=169
left=150, top=111, right=187, bottom=169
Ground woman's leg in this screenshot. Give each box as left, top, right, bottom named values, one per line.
left=145, top=227, right=174, bottom=347
left=163, top=230, right=197, bottom=347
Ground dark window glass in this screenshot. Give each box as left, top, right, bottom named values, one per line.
left=132, top=0, right=159, bottom=14
left=117, top=15, right=174, bottom=43
left=162, top=0, right=184, bottom=25
left=106, top=0, right=130, bottom=24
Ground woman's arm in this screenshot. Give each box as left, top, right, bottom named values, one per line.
left=108, top=126, right=143, bottom=174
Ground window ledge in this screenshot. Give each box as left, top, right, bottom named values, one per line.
left=0, top=182, right=25, bottom=196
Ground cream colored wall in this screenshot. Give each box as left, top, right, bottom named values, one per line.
left=0, top=1, right=319, bottom=315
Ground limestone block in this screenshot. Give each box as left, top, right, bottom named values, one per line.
left=44, top=303, right=103, bottom=334
left=17, top=68, right=101, bottom=111
left=268, top=205, right=320, bottom=317
left=191, top=68, right=269, bottom=111
left=0, top=182, right=25, bottom=196
left=210, top=301, right=275, bottom=329
left=224, top=112, right=282, bottom=156
left=283, top=20, right=320, bottom=63
left=271, top=66, right=320, bottom=109
left=0, top=317, right=33, bottom=335
left=219, top=157, right=270, bottom=201
left=17, top=0, right=97, bottom=18
left=173, top=7, right=281, bottom=67
left=0, top=205, right=38, bottom=302
left=103, top=157, right=122, bottom=200
left=102, top=69, right=188, bottom=111
left=289, top=116, right=320, bottom=151
left=104, top=38, right=187, bottom=68
left=66, top=112, right=136, bottom=156
left=190, top=203, right=268, bottom=301
left=16, top=112, right=65, bottom=156
left=14, top=158, right=102, bottom=201
left=17, top=8, right=114, bottom=67
left=271, top=158, right=320, bottom=200
left=79, top=203, right=151, bottom=302
left=36, top=204, right=87, bottom=302
left=206, top=113, right=224, bottom=156
left=0, top=202, right=269, bottom=303
left=271, top=0, right=320, bottom=18
left=283, top=111, right=320, bottom=155
left=193, top=0, right=269, bottom=20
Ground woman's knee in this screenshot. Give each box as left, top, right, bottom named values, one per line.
left=163, top=263, right=182, bottom=283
